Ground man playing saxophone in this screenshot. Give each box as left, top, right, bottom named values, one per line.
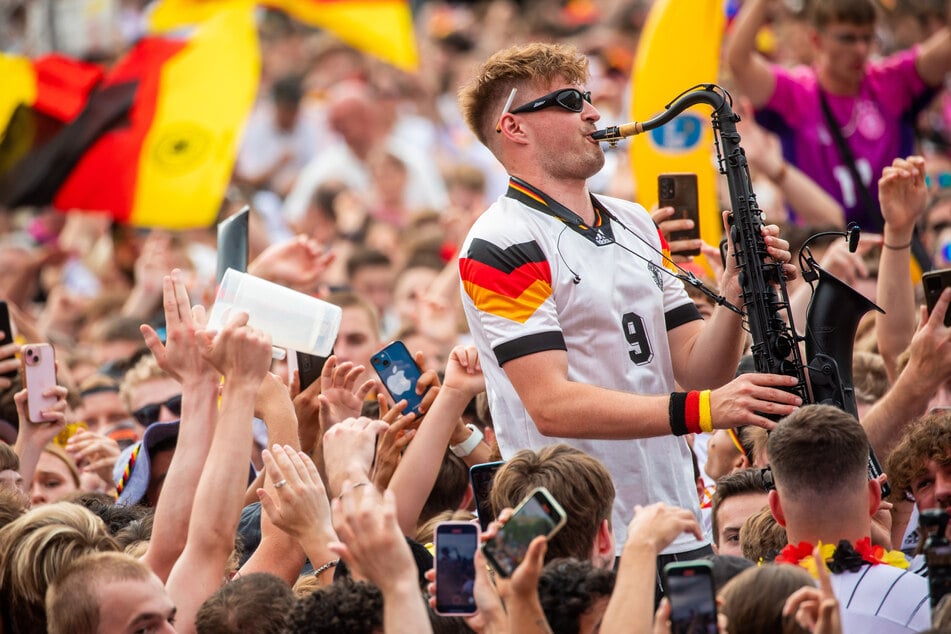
left=456, top=42, right=802, bottom=563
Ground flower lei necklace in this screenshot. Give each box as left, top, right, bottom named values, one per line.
left=775, top=538, right=909, bottom=578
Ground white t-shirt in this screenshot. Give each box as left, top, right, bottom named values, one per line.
left=831, top=564, right=931, bottom=633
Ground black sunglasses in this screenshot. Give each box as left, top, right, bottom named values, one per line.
left=132, top=394, right=183, bottom=427
left=510, top=88, right=592, bottom=115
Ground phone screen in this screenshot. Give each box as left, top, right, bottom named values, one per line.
left=665, top=564, right=719, bottom=634
left=371, top=341, right=426, bottom=416
left=482, top=487, right=565, bottom=577
left=435, top=523, right=479, bottom=615
left=295, top=350, right=331, bottom=391
left=470, top=461, right=504, bottom=532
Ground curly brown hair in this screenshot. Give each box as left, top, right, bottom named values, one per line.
left=457, top=42, right=589, bottom=148
left=885, top=410, right=951, bottom=503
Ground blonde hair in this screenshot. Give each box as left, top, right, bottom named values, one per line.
left=118, top=355, right=168, bottom=411
left=0, top=503, right=117, bottom=632
left=719, top=564, right=813, bottom=634
left=414, top=509, right=478, bottom=545
left=458, top=42, right=590, bottom=147
left=46, top=551, right=155, bottom=634
left=740, top=507, right=788, bottom=563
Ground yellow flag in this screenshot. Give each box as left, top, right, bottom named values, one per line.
left=262, top=0, right=418, bottom=71
left=630, top=0, right=725, bottom=254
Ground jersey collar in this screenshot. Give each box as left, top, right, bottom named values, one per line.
left=506, top=176, right=615, bottom=246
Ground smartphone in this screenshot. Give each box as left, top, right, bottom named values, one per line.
left=294, top=350, right=331, bottom=391
left=470, top=461, right=505, bottom=532
left=371, top=341, right=427, bottom=417
left=658, top=173, right=701, bottom=256
left=216, top=205, right=249, bottom=284
left=923, top=268, right=951, bottom=327
left=482, top=486, right=566, bottom=578
left=663, top=560, right=719, bottom=634
left=21, top=343, right=57, bottom=423
left=434, top=521, right=480, bottom=616
left=0, top=301, right=16, bottom=379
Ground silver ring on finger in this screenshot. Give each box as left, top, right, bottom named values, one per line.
left=274, top=479, right=288, bottom=489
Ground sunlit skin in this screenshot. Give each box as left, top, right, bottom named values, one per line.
left=815, top=22, right=877, bottom=94
left=30, top=451, right=79, bottom=507
left=79, top=390, right=131, bottom=435
left=96, top=574, right=177, bottom=634
left=705, top=430, right=745, bottom=481
left=910, top=458, right=951, bottom=513
left=333, top=306, right=381, bottom=383
left=127, top=376, right=182, bottom=435
left=714, top=491, right=769, bottom=557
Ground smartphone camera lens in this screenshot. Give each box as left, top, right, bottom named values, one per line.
left=383, top=360, right=390, bottom=367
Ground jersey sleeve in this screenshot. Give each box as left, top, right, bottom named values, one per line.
left=459, top=236, right=566, bottom=365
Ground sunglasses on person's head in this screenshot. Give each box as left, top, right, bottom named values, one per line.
left=132, top=394, right=183, bottom=427
left=510, top=88, right=592, bottom=115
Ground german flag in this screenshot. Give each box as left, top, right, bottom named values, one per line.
left=53, top=2, right=259, bottom=228
left=0, top=54, right=111, bottom=207
left=460, top=239, right=552, bottom=324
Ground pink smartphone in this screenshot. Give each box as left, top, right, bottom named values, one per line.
left=21, top=343, right=57, bottom=422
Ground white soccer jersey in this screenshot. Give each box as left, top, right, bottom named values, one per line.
left=459, top=178, right=705, bottom=553
left=830, top=564, right=931, bottom=633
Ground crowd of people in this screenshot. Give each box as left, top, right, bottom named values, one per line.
left=1, top=0, right=951, bottom=632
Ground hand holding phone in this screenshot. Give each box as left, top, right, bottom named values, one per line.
left=658, top=173, right=701, bottom=257
left=434, top=521, right=480, bottom=615
left=470, top=461, right=505, bottom=532
left=482, top=486, right=566, bottom=578
left=21, top=343, right=58, bottom=422
left=923, top=269, right=951, bottom=327
left=371, top=341, right=428, bottom=417
left=663, top=560, right=719, bottom=634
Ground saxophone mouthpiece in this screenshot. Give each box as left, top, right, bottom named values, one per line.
left=591, top=122, right=644, bottom=144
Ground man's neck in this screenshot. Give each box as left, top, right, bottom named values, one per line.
left=786, top=521, right=871, bottom=548
left=817, top=66, right=860, bottom=96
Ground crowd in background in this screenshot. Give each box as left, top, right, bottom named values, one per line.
left=0, top=0, right=950, bottom=632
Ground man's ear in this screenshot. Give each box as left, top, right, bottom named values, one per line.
left=768, top=489, right=787, bottom=527
left=732, top=453, right=751, bottom=472
left=593, top=518, right=614, bottom=567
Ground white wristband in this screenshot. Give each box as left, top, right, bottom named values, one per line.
left=449, top=423, right=484, bottom=457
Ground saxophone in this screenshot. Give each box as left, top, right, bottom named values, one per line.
left=593, top=84, right=887, bottom=487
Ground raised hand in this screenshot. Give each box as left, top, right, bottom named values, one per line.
left=371, top=404, right=417, bottom=491
left=247, top=235, right=335, bottom=293
left=14, top=386, right=68, bottom=439
left=0, top=331, right=19, bottom=392
left=322, top=416, right=388, bottom=497
left=652, top=206, right=702, bottom=263
left=317, top=356, right=377, bottom=431
left=626, top=502, right=703, bottom=555
left=141, top=269, right=216, bottom=383
left=442, top=345, right=485, bottom=400
left=879, top=155, right=928, bottom=236
left=257, top=444, right=335, bottom=542
left=65, top=427, right=120, bottom=486
left=197, top=312, right=272, bottom=383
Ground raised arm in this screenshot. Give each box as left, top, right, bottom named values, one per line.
left=875, top=156, right=928, bottom=382
left=139, top=270, right=220, bottom=583
left=914, top=3, right=951, bottom=88
left=600, top=503, right=704, bottom=634
left=389, top=345, right=488, bottom=535
left=724, top=0, right=778, bottom=108
left=165, top=312, right=272, bottom=634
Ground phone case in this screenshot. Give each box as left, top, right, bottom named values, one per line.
left=371, top=341, right=426, bottom=416
left=469, top=461, right=505, bottom=532
left=923, top=269, right=951, bottom=327
left=296, top=350, right=331, bottom=391
left=22, top=344, right=57, bottom=423
left=434, top=521, right=480, bottom=616
left=658, top=173, right=701, bottom=256
left=0, top=302, right=16, bottom=379
left=216, top=206, right=249, bottom=284
left=482, top=486, right=567, bottom=577
left=663, top=560, right=719, bottom=634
